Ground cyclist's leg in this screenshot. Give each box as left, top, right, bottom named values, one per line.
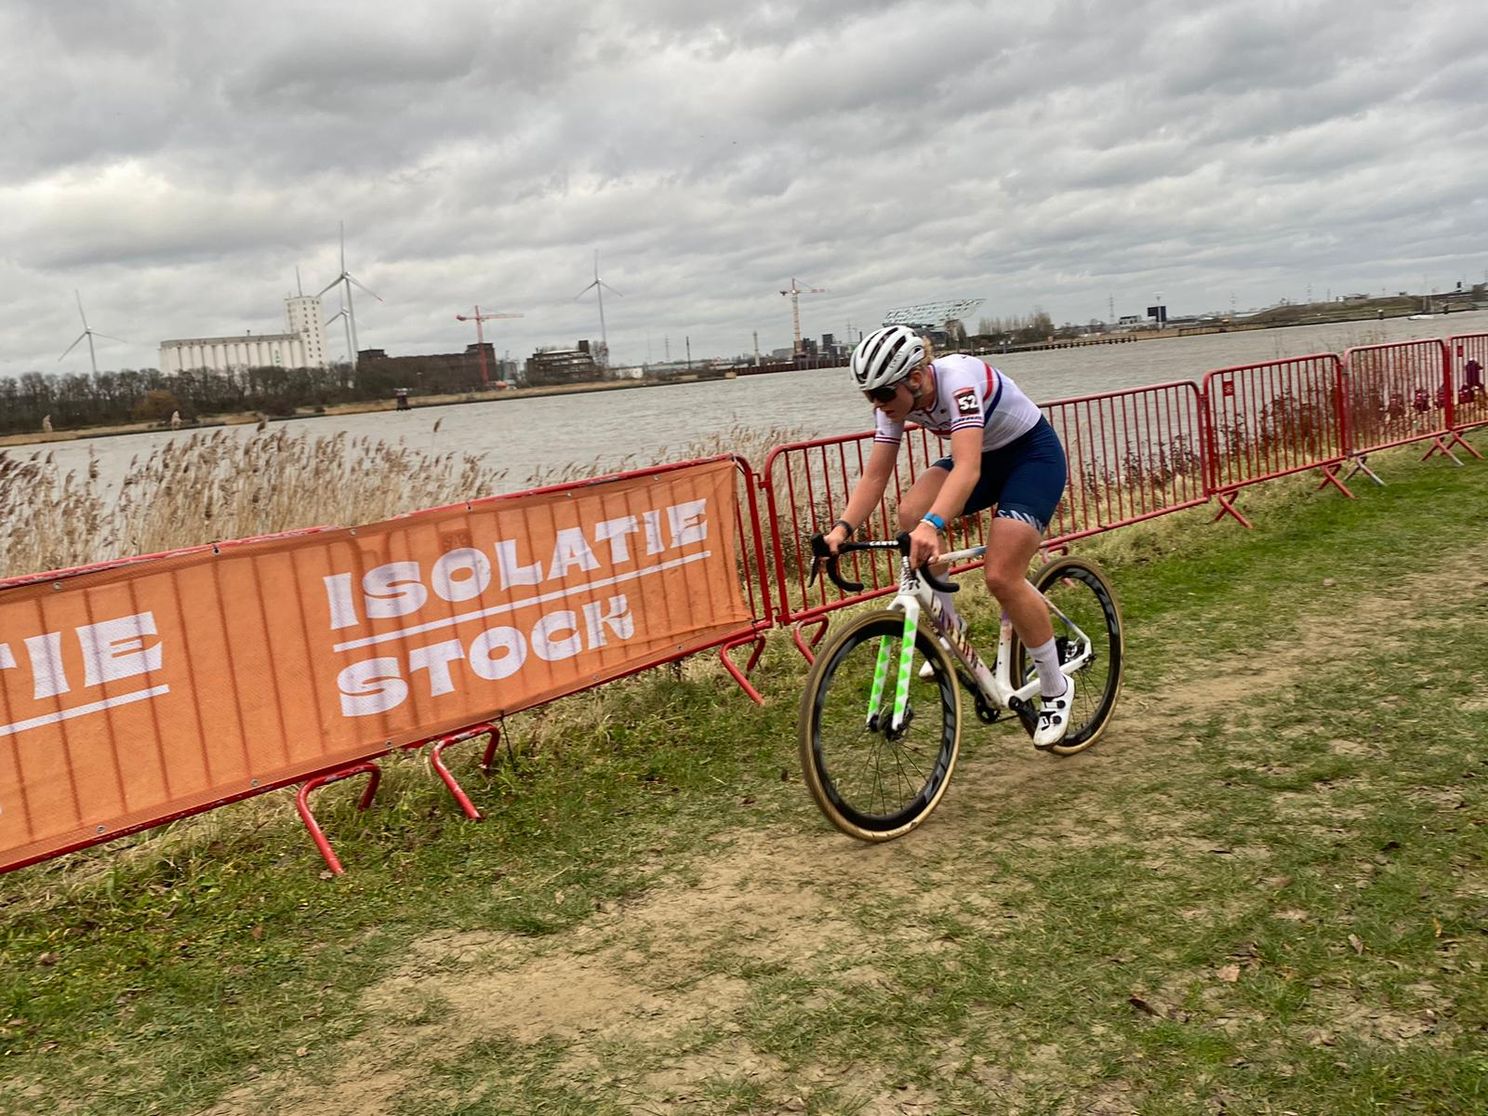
left=978, top=421, right=1069, bottom=722
left=981, top=517, right=1052, bottom=646
left=896, top=461, right=949, bottom=529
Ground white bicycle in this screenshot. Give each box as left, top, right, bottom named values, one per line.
left=797, top=533, right=1124, bottom=841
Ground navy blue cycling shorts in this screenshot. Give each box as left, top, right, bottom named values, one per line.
left=930, top=417, right=1067, bottom=534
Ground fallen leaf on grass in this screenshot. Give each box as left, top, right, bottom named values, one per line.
left=1348, top=933, right=1365, bottom=955
left=1217, top=964, right=1241, bottom=983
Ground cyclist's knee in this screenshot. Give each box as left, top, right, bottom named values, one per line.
left=983, top=563, right=1026, bottom=600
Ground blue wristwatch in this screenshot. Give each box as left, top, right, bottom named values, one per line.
left=921, top=512, right=946, bottom=533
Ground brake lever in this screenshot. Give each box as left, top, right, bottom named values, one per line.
left=807, top=533, right=864, bottom=593
left=894, top=531, right=959, bottom=594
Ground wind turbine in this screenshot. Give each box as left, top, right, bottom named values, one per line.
left=317, top=222, right=382, bottom=367
left=573, top=250, right=621, bottom=368
left=325, top=290, right=354, bottom=376
left=57, top=291, right=124, bottom=375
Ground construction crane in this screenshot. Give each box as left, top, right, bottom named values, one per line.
left=455, top=305, right=523, bottom=386
left=780, top=278, right=826, bottom=357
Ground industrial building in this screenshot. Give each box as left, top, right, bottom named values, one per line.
left=159, top=294, right=330, bottom=374
left=524, top=342, right=602, bottom=386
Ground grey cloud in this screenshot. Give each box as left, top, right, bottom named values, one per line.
left=3, top=0, right=1486, bottom=376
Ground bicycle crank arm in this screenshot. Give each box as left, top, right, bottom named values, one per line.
left=1007, top=696, right=1038, bottom=739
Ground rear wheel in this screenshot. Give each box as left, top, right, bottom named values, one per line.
left=1012, top=557, right=1124, bottom=755
left=797, top=609, right=961, bottom=841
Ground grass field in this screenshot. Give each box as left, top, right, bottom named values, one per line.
left=3, top=438, right=1487, bottom=1115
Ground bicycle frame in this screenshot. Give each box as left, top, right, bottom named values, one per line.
left=874, top=542, right=1095, bottom=733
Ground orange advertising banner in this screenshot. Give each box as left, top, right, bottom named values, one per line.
left=0, top=459, right=750, bottom=871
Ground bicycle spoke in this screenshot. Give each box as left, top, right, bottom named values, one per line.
left=1015, top=558, right=1125, bottom=755
left=799, top=611, right=961, bottom=840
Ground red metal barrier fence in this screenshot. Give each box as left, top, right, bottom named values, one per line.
left=1042, top=381, right=1209, bottom=543
left=1340, top=339, right=1478, bottom=464
left=759, top=381, right=1212, bottom=655
left=758, top=425, right=991, bottom=655
left=1200, top=354, right=1350, bottom=527
left=1449, top=333, right=1488, bottom=436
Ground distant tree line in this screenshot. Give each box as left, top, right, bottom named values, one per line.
left=973, top=309, right=1058, bottom=346
left=0, top=356, right=495, bottom=436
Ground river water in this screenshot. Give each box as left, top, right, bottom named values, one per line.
left=20, top=310, right=1488, bottom=491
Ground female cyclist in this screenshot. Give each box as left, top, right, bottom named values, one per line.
left=822, top=324, right=1073, bottom=747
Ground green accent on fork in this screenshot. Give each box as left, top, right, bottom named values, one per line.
left=892, top=611, right=917, bottom=726
left=867, top=635, right=892, bottom=722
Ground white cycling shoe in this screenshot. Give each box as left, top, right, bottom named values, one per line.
left=1032, top=674, right=1075, bottom=749
left=918, top=636, right=953, bottom=680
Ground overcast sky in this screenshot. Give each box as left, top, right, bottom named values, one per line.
left=3, top=0, right=1486, bottom=375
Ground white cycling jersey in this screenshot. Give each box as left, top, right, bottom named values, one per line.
left=873, top=353, right=1043, bottom=452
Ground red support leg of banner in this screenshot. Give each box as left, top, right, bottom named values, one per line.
left=1210, top=492, right=1254, bottom=530
left=481, top=722, right=505, bottom=771
left=1315, top=465, right=1355, bottom=499
left=791, top=617, right=831, bottom=665
left=720, top=632, right=767, bottom=705
left=428, top=723, right=497, bottom=821
left=296, top=762, right=382, bottom=876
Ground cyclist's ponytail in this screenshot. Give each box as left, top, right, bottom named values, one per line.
left=920, top=335, right=937, bottom=366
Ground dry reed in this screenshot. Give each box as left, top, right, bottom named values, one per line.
left=0, top=428, right=508, bottom=580
left=0, top=422, right=806, bottom=582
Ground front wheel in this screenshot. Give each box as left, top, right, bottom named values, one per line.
left=1011, top=556, right=1124, bottom=755
left=797, top=610, right=961, bottom=841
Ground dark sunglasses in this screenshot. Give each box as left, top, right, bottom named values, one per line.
left=865, top=380, right=905, bottom=404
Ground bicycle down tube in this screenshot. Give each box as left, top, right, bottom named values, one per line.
left=885, top=542, right=1094, bottom=721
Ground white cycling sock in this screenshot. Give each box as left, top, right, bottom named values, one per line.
left=1028, top=638, right=1067, bottom=699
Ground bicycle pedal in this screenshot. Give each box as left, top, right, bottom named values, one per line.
left=1007, top=696, right=1038, bottom=739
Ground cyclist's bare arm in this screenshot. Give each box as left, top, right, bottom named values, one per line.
left=826, top=440, right=899, bottom=553
left=909, top=427, right=982, bottom=568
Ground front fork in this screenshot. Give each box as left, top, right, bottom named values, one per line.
left=866, top=601, right=922, bottom=736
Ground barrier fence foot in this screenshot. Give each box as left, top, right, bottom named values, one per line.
left=1343, top=455, right=1385, bottom=486
left=791, top=617, right=831, bottom=665
left=296, top=761, right=382, bottom=876
left=1315, top=465, right=1356, bottom=499
left=1345, top=455, right=1386, bottom=488
left=428, top=723, right=497, bottom=821
left=1210, top=492, right=1254, bottom=530
left=720, top=633, right=767, bottom=705
left=1422, top=436, right=1464, bottom=466
left=1447, top=430, right=1485, bottom=460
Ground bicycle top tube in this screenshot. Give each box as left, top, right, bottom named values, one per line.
left=936, top=543, right=986, bottom=566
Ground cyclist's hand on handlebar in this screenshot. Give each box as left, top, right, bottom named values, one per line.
left=823, top=523, right=849, bottom=555
left=908, top=519, right=941, bottom=569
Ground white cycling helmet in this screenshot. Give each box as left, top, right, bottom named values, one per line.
left=850, top=325, right=927, bottom=392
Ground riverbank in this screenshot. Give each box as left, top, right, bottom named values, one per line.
left=6, top=301, right=1481, bottom=451
left=0, top=370, right=737, bottom=449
